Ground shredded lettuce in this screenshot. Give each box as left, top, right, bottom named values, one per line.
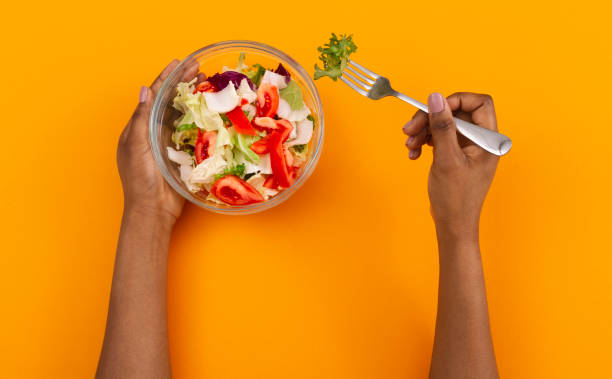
left=292, top=144, right=307, bottom=153
left=245, top=64, right=266, bottom=86
left=173, top=79, right=224, bottom=131
left=277, top=98, right=311, bottom=121
left=216, top=125, right=232, bottom=151
left=279, top=80, right=303, bottom=110
left=176, top=123, right=197, bottom=132
left=202, top=84, right=240, bottom=113
left=236, top=52, right=248, bottom=72
left=285, top=119, right=314, bottom=146
left=261, top=70, right=288, bottom=89
left=223, top=144, right=234, bottom=163
left=246, top=174, right=278, bottom=199
left=214, top=163, right=246, bottom=179
left=189, top=153, right=228, bottom=185
left=314, top=33, right=357, bottom=81
left=232, top=133, right=260, bottom=164
left=172, top=127, right=199, bottom=148
left=242, top=104, right=256, bottom=121
left=174, top=112, right=194, bottom=129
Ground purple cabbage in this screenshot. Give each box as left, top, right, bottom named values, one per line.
left=207, top=71, right=255, bottom=91
left=274, top=63, right=291, bottom=84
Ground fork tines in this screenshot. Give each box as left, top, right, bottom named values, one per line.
left=340, top=60, right=380, bottom=97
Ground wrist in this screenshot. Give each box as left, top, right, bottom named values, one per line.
left=434, top=219, right=479, bottom=248
left=123, top=203, right=178, bottom=231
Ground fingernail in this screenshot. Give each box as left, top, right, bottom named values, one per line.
left=406, top=136, right=415, bottom=146
left=402, top=120, right=413, bottom=134
left=428, top=92, right=444, bottom=113
left=409, top=149, right=418, bottom=159
left=139, top=86, right=148, bottom=103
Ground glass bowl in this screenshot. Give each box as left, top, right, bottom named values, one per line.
left=149, top=41, right=324, bottom=215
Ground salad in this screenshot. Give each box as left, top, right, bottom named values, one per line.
left=166, top=53, right=315, bottom=206
left=314, top=33, right=357, bottom=81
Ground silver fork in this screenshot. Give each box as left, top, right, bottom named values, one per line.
left=341, top=60, right=512, bottom=156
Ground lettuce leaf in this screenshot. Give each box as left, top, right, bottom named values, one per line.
left=245, top=64, right=266, bottom=86
left=314, top=33, right=357, bottom=81
left=232, top=133, right=260, bottom=164
left=216, top=125, right=232, bottom=151
left=214, top=163, right=246, bottom=179
left=176, top=123, right=197, bottom=132
left=279, top=80, right=304, bottom=110
left=172, top=127, right=199, bottom=148
left=173, top=79, right=224, bottom=131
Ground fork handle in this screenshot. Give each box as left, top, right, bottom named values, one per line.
left=395, top=93, right=512, bottom=156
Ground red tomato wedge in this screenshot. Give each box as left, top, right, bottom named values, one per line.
left=226, top=107, right=257, bottom=136
left=275, top=119, right=294, bottom=142
left=250, top=135, right=272, bottom=154
left=256, top=83, right=279, bottom=117
left=263, top=175, right=277, bottom=189
left=290, top=166, right=300, bottom=181
left=240, top=98, right=249, bottom=106
left=211, top=175, right=264, bottom=206
left=195, top=130, right=217, bottom=164
left=249, top=118, right=294, bottom=156
left=268, top=132, right=292, bottom=188
left=194, top=81, right=217, bottom=94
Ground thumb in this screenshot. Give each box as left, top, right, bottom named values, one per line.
left=427, top=92, right=461, bottom=160
left=128, top=86, right=153, bottom=141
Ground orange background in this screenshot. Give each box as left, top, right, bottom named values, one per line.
left=1, top=0, right=611, bottom=378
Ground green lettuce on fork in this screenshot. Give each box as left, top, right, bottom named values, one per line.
left=314, top=33, right=357, bottom=81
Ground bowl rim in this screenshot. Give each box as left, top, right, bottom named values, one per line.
left=149, top=40, right=325, bottom=215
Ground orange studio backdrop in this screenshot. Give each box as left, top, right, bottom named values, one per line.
left=1, top=0, right=610, bottom=378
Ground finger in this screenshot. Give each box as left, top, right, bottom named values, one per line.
left=195, top=72, right=207, bottom=86
left=180, top=60, right=201, bottom=83
left=125, top=86, right=153, bottom=142
left=405, top=125, right=429, bottom=150
left=409, top=147, right=422, bottom=160
left=446, top=92, right=497, bottom=131
left=402, top=110, right=428, bottom=136
left=427, top=92, right=462, bottom=161
left=150, top=59, right=180, bottom=96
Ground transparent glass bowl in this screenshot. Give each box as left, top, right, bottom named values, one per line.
left=150, top=41, right=324, bottom=215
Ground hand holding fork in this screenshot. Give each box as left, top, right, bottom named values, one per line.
left=340, top=60, right=512, bottom=156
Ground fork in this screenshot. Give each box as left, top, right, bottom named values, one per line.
left=341, top=60, right=512, bottom=156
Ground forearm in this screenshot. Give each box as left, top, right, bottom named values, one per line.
left=96, top=207, right=174, bottom=379
left=429, top=224, right=498, bottom=379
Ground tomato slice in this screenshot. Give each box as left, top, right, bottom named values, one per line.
left=250, top=134, right=272, bottom=154
left=226, top=107, right=257, bottom=136
left=240, top=98, right=249, bottom=106
left=194, top=81, right=217, bottom=94
left=256, top=83, right=279, bottom=117
left=275, top=119, right=294, bottom=142
left=263, top=175, right=277, bottom=189
left=195, top=130, right=217, bottom=164
left=268, top=132, right=292, bottom=188
left=249, top=119, right=293, bottom=155
left=211, top=175, right=264, bottom=206
left=290, top=166, right=300, bottom=181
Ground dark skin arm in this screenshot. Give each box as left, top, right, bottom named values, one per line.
left=403, top=92, right=500, bottom=379
left=96, top=60, right=190, bottom=379
left=97, top=58, right=500, bottom=378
